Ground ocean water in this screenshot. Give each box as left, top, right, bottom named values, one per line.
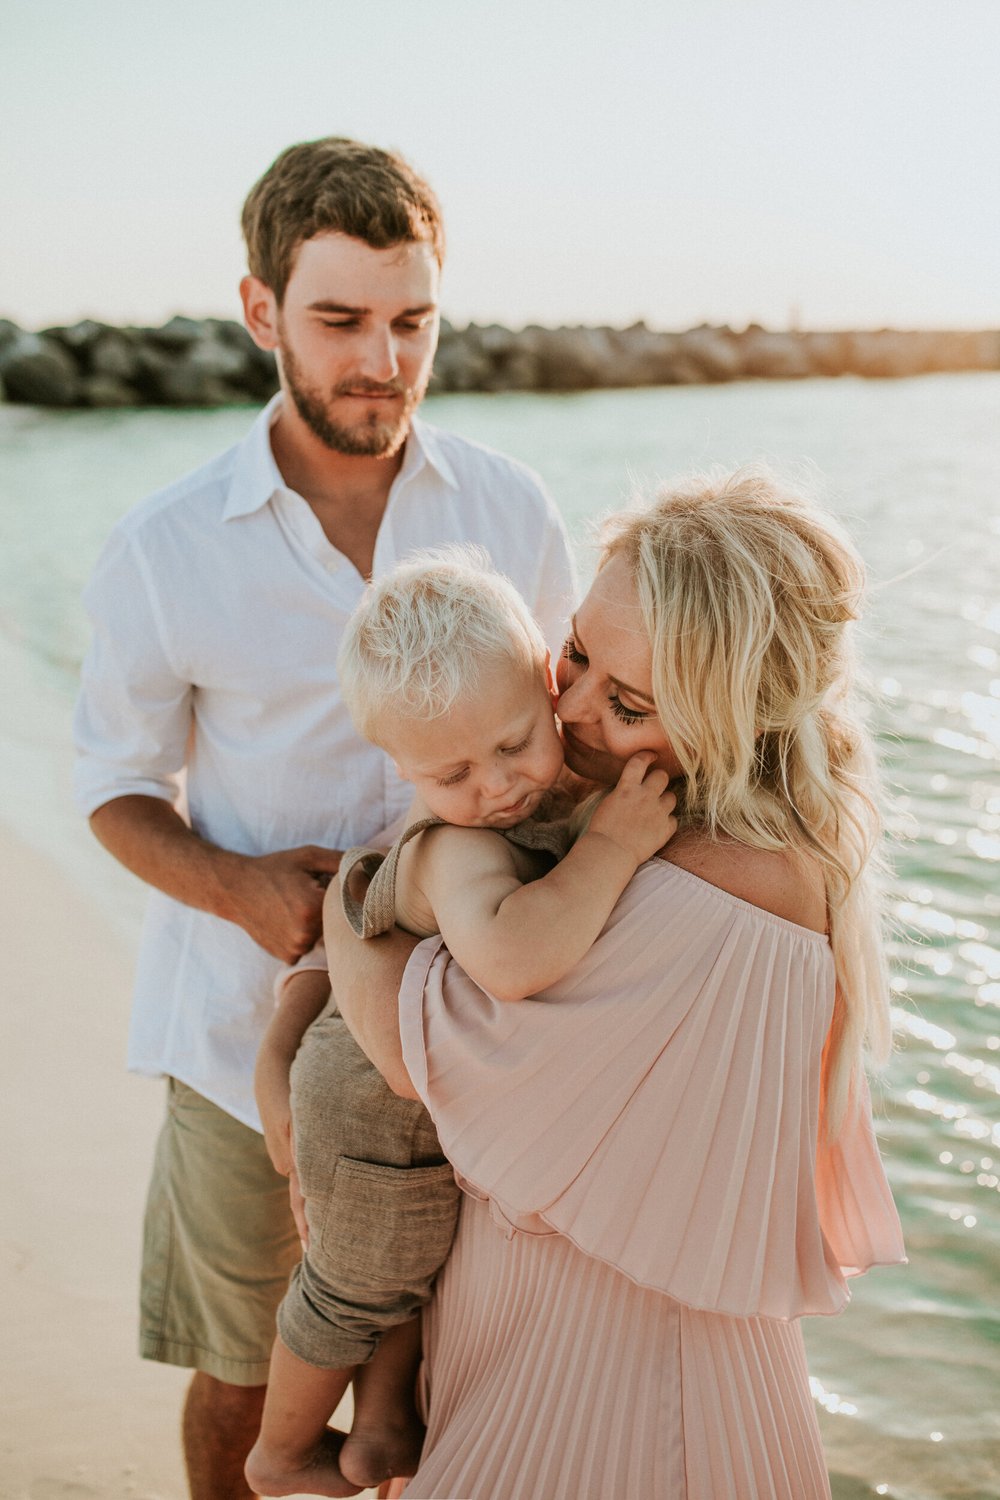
left=1, top=375, right=998, bottom=1500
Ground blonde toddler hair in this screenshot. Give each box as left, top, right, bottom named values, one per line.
left=600, top=466, right=890, bottom=1137
left=339, top=547, right=548, bottom=747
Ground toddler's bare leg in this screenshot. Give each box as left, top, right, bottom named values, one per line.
left=244, top=1335, right=360, bottom=1498
left=339, top=1319, right=425, bottom=1489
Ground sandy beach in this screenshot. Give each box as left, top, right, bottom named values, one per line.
left=2, top=824, right=190, bottom=1498
left=0, top=826, right=372, bottom=1500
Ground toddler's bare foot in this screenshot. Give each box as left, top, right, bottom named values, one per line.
left=245, top=1425, right=362, bottom=1498
left=339, top=1413, right=426, bottom=1489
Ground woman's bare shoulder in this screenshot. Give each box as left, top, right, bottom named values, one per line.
left=659, top=831, right=827, bottom=934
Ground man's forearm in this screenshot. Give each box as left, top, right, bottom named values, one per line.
left=90, top=794, right=250, bottom=919
left=90, top=794, right=342, bottom=962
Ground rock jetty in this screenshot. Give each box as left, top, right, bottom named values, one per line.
left=0, top=315, right=997, bottom=407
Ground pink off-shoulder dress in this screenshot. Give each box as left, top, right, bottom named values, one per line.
left=395, top=858, right=905, bottom=1500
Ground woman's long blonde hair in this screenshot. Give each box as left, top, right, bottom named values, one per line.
left=600, top=466, right=891, bottom=1137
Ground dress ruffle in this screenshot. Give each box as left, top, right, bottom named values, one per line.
left=398, top=858, right=905, bottom=1322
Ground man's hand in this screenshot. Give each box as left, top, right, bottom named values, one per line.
left=220, top=846, right=343, bottom=963
left=89, top=796, right=341, bottom=963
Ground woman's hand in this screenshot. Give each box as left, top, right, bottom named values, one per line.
left=588, top=750, right=678, bottom=865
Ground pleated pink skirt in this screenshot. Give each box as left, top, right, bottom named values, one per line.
left=403, top=1198, right=831, bottom=1500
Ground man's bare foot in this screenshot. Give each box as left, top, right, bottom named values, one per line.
left=244, top=1425, right=362, bottom=1498
left=339, top=1414, right=426, bottom=1489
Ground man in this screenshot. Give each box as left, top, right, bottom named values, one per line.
left=74, top=136, right=575, bottom=1499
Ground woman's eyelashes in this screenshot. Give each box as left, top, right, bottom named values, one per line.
left=564, top=637, right=649, bottom=726
left=609, top=696, right=649, bottom=725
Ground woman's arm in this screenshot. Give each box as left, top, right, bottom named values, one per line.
left=322, top=882, right=421, bottom=1099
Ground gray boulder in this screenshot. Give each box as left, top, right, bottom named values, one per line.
left=89, top=329, right=141, bottom=383
left=738, top=329, right=813, bottom=379
left=0, top=331, right=81, bottom=405
left=150, top=315, right=208, bottom=351
left=80, top=374, right=143, bottom=407
left=526, top=325, right=616, bottom=390
left=675, top=327, right=743, bottom=381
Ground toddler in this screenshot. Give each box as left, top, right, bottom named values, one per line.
left=246, top=550, right=676, bottom=1497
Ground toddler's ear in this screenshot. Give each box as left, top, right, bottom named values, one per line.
left=545, top=649, right=560, bottom=713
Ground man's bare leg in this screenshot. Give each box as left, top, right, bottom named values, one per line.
left=339, top=1320, right=424, bottom=1490
left=243, top=1336, right=359, bottom=1498
left=182, top=1372, right=267, bottom=1500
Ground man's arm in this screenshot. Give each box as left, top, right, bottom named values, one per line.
left=322, top=881, right=420, bottom=1099
left=77, top=527, right=341, bottom=962
left=90, top=795, right=341, bottom=963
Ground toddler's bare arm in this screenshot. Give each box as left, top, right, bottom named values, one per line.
left=419, top=751, right=677, bottom=1002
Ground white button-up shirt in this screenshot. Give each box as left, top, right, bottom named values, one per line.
left=74, top=395, right=576, bottom=1127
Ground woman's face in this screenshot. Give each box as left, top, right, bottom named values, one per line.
left=556, top=553, right=682, bottom=786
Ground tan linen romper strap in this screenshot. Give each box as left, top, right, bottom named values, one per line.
left=341, top=804, right=574, bottom=940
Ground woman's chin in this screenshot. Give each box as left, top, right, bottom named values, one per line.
left=561, top=733, right=620, bottom=786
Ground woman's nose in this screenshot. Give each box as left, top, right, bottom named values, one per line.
left=556, top=673, right=595, bottom=723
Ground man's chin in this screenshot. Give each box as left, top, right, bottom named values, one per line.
left=315, top=410, right=411, bottom=458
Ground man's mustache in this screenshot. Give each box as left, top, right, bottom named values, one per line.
left=332, top=379, right=408, bottom=398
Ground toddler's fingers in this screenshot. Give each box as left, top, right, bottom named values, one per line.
left=620, top=750, right=658, bottom=783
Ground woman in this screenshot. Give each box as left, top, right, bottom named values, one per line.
left=327, top=467, right=906, bottom=1499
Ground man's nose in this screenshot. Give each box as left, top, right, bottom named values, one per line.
left=357, top=327, right=400, bottom=383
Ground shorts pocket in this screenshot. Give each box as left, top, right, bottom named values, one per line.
left=317, top=1156, right=460, bottom=1293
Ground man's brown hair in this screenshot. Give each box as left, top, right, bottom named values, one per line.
left=241, top=137, right=445, bottom=302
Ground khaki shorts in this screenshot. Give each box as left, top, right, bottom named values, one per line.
left=278, top=1009, right=460, bottom=1369
left=140, top=1077, right=300, bottom=1386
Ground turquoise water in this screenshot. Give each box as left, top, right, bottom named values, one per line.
left=2, top=376, right=998, bottom=1499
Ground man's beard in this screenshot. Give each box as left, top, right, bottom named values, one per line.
left=280, top=341, right=426, bottom=458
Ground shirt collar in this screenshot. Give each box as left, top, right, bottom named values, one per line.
left=223, top=392, right=287, bottom=520
left=404, top=416, right=460, bottom=491
left=222, top=397, right=460, bottom=521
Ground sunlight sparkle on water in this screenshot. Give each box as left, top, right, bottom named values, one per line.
left=808, top=1377, right=858, bottom=1417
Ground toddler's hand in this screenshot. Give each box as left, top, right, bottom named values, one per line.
left=588, top=751, right=677, bottom=865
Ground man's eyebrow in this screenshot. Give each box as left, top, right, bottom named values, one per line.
left=307, top=301, right=369, bottom=314
left=306, top=301, right=438, bottom=316
left=570, top=615, right=655, bottom=703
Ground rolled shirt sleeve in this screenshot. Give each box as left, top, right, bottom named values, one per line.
left=73, top=527, right=192, bottom=816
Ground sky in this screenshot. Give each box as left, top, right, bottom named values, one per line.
left=3, top=0, right=1000, bottom=332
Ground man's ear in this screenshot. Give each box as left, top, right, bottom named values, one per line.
left=240, top=275, right=280, bottom=352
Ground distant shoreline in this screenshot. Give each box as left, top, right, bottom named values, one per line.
left=1, top=314, right=998, bottom=407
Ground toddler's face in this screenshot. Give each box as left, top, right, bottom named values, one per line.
left=385, top=660, right=564, bottom=828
